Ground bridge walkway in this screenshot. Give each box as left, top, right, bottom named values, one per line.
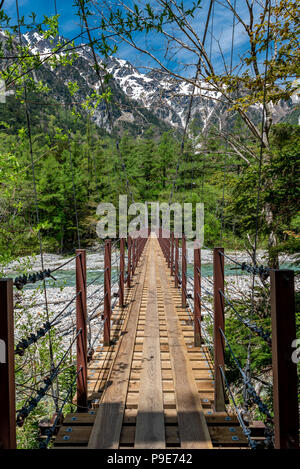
left=54, top=236, right=248, bottom=449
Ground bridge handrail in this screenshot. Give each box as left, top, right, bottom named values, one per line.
left=156, top=231, right=298, bottom=450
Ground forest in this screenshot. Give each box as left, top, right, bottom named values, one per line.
left=1, top=98, right=299, bottom=265
left=0, top=0, right=299, bottom=450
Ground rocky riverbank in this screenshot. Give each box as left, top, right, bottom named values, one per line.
left=3, top=248, right=298, bottom=275
left=7, top=248, right=299, bottom=350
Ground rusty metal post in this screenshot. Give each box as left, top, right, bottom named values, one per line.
left=213, top=247, right=225, bottom=412
left=194, top=247, right=201, bottom=347
left=139, top=237, right=142, bottom=262
left=103, top=240, right=111, bottom=347
left=175, top=237, right=179, bottom=288
left=127, top=236, right=131, bottom=288
left=119, top=238, right=125, bottom=307
left=76, top=249, right=87, bottom=411
left=167, top=236, right=171, bottom=268
left=170, top=233, right=174, bottom=276
left=132, top=238, right=136, bottom=276
left=135, top=237, right=138, bottom=267
left=270, top=270, right=299, bottom=449
left=0, top=279, right=16, bottom=449
left=182, top=235, right=187, bottom=307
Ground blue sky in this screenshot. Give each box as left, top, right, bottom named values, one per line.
left=2, top=0, right=255, bottom=76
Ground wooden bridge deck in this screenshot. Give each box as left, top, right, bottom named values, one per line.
left=54, top=236, right=249, bottom=449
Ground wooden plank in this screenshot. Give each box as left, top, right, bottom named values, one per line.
left=163, top=392, right=176, bottom=408
left=165, top=426, right=180, bottom=446
left=55, top=426, right=91, bottom=446
left=162, top=380, right=175, bottom=391
left=195, top=381, right=214, bottom=391
left=124, top=408, right=137, bottom=424
left=205, top=413, right=238, bottom=425
left=120, top=426, right=135, bottom=445
left=164, top=408, right=178, bottom=424
left=161, top=370, right=173, bottom=380
left=135, top=240, right=165, bottom=449
left=63, top=413, right=96, bottom=426
left=157, top=240, right=213, bottom=450
left=209, top=426, right=248, bottom=446
left=126, top=392, right=139, bottom=408
left=88, top=247, right=148, bottom=449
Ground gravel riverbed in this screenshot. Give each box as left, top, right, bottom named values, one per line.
left=5, top=248, right=298, bottom=349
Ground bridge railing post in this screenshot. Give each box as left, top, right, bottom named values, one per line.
left=76, top=249, right=87, bottom=411
left=104, top=240, right=111, bottom=346
left=213, top=247, right=225, bottom=412
left=182, top=235, right=187, bottom=307
left=167, top=235, right=171, bottom=268
left=139, top=236, right=142, bottom=262
left=139, top=237, right=141, bottom=263
left=119, top=238, right=125, bottom=307
left=175, top=237, right=179, bottom=288
left=136, top=237, right=139, bottom=266
left=138, top=237, right=141, bottom=263
left=270, top=269, right=299, bottom=449
left=160, top=234, right=165, bottom=260
left=138, top=236, right=141, bottom=263
left=170, top=233, right=174, bottom=276
left=194, top=247, right=201, bottom=346
left=127, top=236, right=131, bottom=288
left=132, top=238, right=136, bottom=276
left=0, top=279, right=16, bottom=449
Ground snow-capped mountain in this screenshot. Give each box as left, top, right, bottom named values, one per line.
left=18, top=31, right=230, bottom=132
left=3, top=30, right=299, bottom=132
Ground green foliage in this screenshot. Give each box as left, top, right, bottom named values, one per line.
left=226, top=124, right=300, bottom=262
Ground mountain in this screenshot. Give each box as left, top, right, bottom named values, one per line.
left=2, top=30, right=299, bottom=135
left=20, top=31, right=223, bottom=133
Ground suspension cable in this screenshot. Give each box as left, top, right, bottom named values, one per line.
left=219, top=366, right=258, bottom=450
left=219, top=290, right=271, bottom=344
left=15, top=0, right=58, bottom=411
left=247, top=0, right=272, bottom=411
left=16, top=330, right=82, bottom=425
left=39, top=368, right=83, bottom=449
left=219, top=327, right=273, bottom=419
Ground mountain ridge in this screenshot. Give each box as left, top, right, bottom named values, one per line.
left=2, top=30, right=299, bottom=135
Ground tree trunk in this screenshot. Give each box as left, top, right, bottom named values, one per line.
left=264, top=201, right=279, bottom=269
left=262, top=103, right=273, bottom=149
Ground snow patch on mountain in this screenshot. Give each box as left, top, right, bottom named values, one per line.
left=4, top=30, right=297, bottom=132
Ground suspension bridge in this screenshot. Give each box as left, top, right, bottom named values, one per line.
left=0, top=0, right=298, bottom=453
left=0, top=228, right=298, bottom=450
